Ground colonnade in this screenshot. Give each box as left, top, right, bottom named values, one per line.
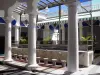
left=4, top=0, right=80, bottom=72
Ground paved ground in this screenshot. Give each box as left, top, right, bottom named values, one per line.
left=0, top=56, right=100, bottom=75
left=0, top=64, right=65, bottom=75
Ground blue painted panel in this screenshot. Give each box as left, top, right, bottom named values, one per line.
left=64, top=23, right=68, bottom=28
left=93, top=20, right=100, bottom=25
left=55, top=25, right=59, bottom=30
left=20, top=21, right=25, bottom=26
left=82, top=21, right=89, bottom=26
left=11, top=20, right=16, bottom=26
left=49, top=25, right=54, bottom=31
left=0, top=17, right=5, bottom=23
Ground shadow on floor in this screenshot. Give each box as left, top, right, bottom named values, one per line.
left=89, top=73, right=100, bottom=75
left=63, top=71, right=73, bottom=75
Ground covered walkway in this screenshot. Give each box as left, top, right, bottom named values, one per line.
left=0, top=0, right=94, bottom=74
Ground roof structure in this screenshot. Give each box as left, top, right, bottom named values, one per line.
left=38, top=0, right=63, bottom=10
left=38, top=0, right=91, bottom=10
left=13, top=0, right=92, bottom=14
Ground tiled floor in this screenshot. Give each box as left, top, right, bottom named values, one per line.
left=0, top=64, right=52, bottom=75
left=0, top=57, right=100, bottom=75
left=6, top=61, right=66, bottom=75
left=0, top=65, right=64, bottom=75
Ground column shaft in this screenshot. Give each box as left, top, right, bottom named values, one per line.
left=28, top=13, right=38, bottom=66
left=26, top=0, right=39, bottom=69
left=15, top=25, right=19, bottom=45
left=79, top=20, right=83, bottom=41
left=4, top=20, right=12, bottom=61
left=15, top=15, right=20, bottom=45
left=67, top=2, right=79, bottom=72
left=62, top=23, right=65, bottom=44
left=43, top=26, right=46, bottom=42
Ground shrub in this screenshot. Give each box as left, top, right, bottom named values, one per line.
left=43, top=36, right=51, bottom=44
left=20, top=37, right=28, bottom=44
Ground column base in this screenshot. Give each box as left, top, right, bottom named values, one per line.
left=3, top=58, right=13, bottom=62
left=68, top=69, right=79, bottom=73
left=64, top=71, right=72, bottom=75
left=12, top=46, right=18, bottom=48
left=26, top=64, right=39, bottom=71
left=12, top=42, right=19, bottom=48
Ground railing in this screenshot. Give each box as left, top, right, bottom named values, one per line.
left=12, top=40, right=93, bottom=51
left=46, top=4, right=100, bottom=18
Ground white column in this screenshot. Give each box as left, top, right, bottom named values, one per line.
left=43, top=25, right=49, bottom=42
left=79, top=20, right=83, bottom=41
left=46, top=24, right=50, bottom=39
left=27, top=0, right=39, bottom=69
left=61, top=23, right=65, bottom=44
left=59, top=28, right=62, bottom=44
left=52, top=29, right=59, bottom=45
left=43, top=25, right=46, bottom=41
left=4, top=0, right=20, bottom=62
left=27, top=13, right=38, bottom=68
left=15, top=15, right=20, bottom=46
left=67, top=2, right=79, bottom=72
left=4, top=16, right=13, bottom=61
left=44, top=24, right=50, bottom=43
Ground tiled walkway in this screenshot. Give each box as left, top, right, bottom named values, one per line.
left=5, top=61, right=66, bottom=75
left=0, top=64, right=64, bottom=75
left=0, top=57, right=100, bottom=75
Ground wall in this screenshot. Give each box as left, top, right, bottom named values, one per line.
left=12, top=48, right=94, bottom=66
left=94, top=26, right=100, bottom=51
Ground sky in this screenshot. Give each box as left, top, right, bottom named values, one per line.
left=92, top=0, right=100, bottom=4
left=41, top=0, right=100, bottom=13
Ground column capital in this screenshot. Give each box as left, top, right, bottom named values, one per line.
left=5, top=4, right=16, bottom=22
left=68, top=2, right=78, bottom=6
left=66, top=1, right=79, bottom=7
left=27, top=0, right=39, bottom=15
left=14, top=25, right=20, bottom=28
left=6, top=15, right=14, bottom=22
left=28, top=9, right=38, bottom=16
left=14, top=14, right=20, bottom=21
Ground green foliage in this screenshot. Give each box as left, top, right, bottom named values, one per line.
left=80, top=35, right=92, bottom=44
left=20, top=37, right=28, bottom=44
left=81, top=36, right=92, bottom=41
left=43, top=36, right=51, bottom=44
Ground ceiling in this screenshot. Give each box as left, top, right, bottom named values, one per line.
left=13, top=0, right=92, bottom=14
left=38, top=0, right=64, bottom=10
left=38, top=0, right=92, bottom=10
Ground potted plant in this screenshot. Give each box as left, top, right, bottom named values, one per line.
left=80, top=35, right=92, bottom=45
